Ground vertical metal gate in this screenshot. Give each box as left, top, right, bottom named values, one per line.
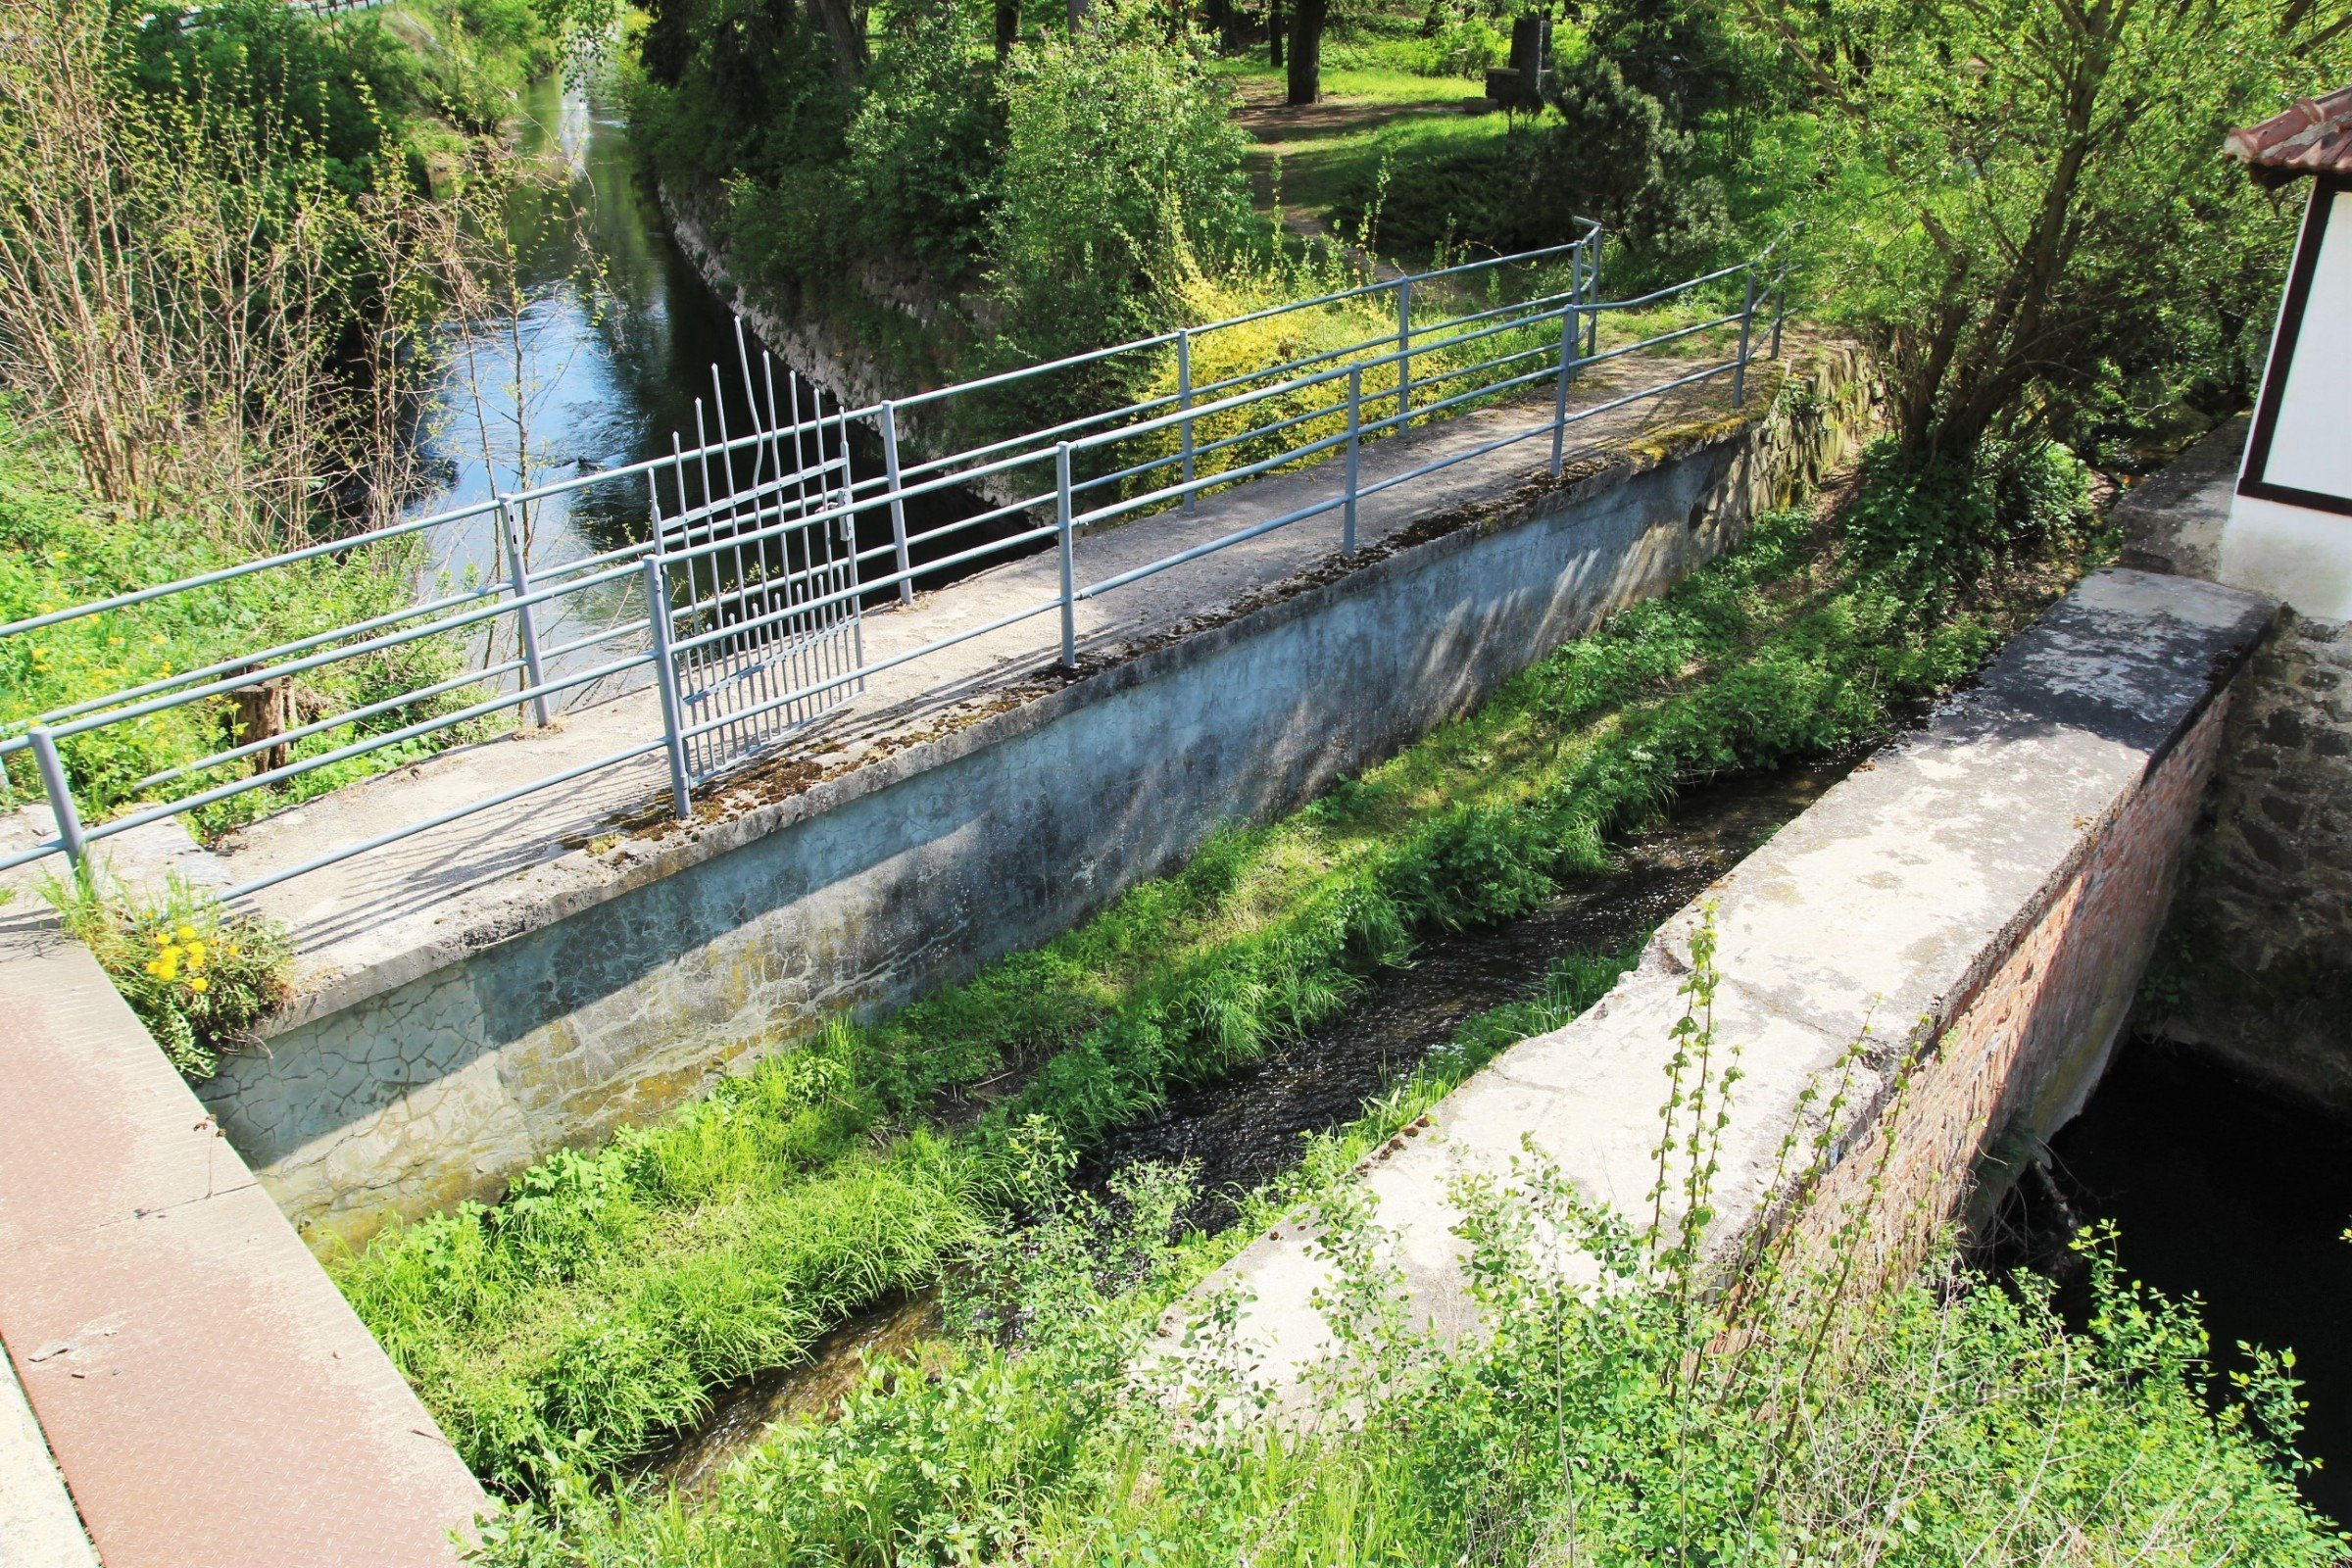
left=648, top=320, right=868, bottom=783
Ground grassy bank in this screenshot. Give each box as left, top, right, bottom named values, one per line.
left=338, top=434, right=2101, bottom=1496
left=480, top=942, right=2339, bottom=1566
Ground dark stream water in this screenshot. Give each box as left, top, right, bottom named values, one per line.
left=650, top=755, right=1863, bottom=1494
left=1983, top=1041, right=2352, bottom=1524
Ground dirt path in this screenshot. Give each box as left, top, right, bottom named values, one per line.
left=1227, top=73, right=1478, bottom=270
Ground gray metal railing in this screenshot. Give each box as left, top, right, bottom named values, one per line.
left=0, top=230, right=1791, bottom=909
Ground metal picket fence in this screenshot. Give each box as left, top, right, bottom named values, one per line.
left=0, top=226, right=1789, bottom=907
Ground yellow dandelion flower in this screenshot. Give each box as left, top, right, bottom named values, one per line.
left=144, top=959, right=166, bottom=978
left=187, top=976, right=209, bottom=995
left=185, top=941, right=206, bottom=966
left=155, top=954, right=179, bottom=981
left=174, top=925, right=196, bottom=943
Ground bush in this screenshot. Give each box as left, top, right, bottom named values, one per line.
left=845, top=5, right=1006, bottom=274
left=988, top=16, right=1255, bottom=362
left=43, top=874, right=293, bottom=1078
left=1844, top=435, right=2096, bottom=610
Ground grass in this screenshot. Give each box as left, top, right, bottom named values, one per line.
left=339, top=435, right=2103, bottom=1499
left=476, top=941, right=2340, bottom=1568
left=1215, top=58, right=1508, bottom=221
left=0, top=412, right=504, bottom=838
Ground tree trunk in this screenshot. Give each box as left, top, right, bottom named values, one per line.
left=996, top=0, right=1019, bottom=54
left=1268, top=0, right=1283, bottom=66
left=1067, top=0, right=1086, bottom=30
left=806, top=0, right=868, bottom=84
left=1286, top=0, right=1324, bottom=103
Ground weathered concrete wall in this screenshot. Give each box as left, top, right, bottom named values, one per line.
left=2117, top=419, right=2352, bottom=1112
left=1190, top=568, right=2271, bottom=1396
left=200, top=358, right=1873, bottom=1249
left=0, top=916, right=485, bottom=1567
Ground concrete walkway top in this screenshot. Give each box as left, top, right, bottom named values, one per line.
left=74, top=345, right=1771, bottom=1035
left=0, top=913, right=488, bottom=1566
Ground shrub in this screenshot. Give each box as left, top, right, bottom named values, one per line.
left=1844, top=435, right=2096, bottom=610
left=844, top=5, right=1006, bottom=274
left=988, top=14, right=1254, bottom=363
left=42, top=873, right=293, bottom=1078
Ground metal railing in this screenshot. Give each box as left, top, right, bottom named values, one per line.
left=0, top=230, right=1790, bottom=908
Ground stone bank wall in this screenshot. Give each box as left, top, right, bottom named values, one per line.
left=1191, top=568, right=2271, bottom=1398
left=2117, top=419, right=2352, bottom=1112
left=209, top=356, right=1874, bottom=1248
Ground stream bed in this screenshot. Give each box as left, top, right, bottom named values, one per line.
left=648, top=753, right=1864, bottom=1495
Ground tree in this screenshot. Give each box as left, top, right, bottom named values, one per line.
left=1286, top=0, right=1325, bottom=101
left=1753, top=0, right=2352, bottom=461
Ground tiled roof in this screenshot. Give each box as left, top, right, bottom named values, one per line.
left=2225, top=87, right=2352, bottom=182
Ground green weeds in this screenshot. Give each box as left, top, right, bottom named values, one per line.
left=40, top=872, right=293, bottom=1078
left=478, top=921, right=2340, bottom=1567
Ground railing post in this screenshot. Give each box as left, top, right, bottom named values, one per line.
left=1395, top=275, right=1413, bottom=428
left=1344, top=365, right=1362, bottom=557
left=1055, top=443, right=1077, bottom=670
left=1177, top=328, right=1197, bottom=514
left=498, top=499, right=552, bottom=728
left=28, top=726, right=85, bottom=875
left=880, top=400, right=913, bottom=607
left=1770, top=265, right=1787, bottom=361
left=1585, top=230, right=1604, bottom=357
left=1550, top=294, right=1581, bottom=478
left=641, top=553, right=694, bottom=820
left=1733, top=268, right=1757, bottom=410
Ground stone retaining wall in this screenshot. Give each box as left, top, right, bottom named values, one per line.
left=204, top=354, right=1873, bottom=1249
left=1191, top=568, right=2272, bottom=1397
left=2116, top=419, right=2352, bottom=1112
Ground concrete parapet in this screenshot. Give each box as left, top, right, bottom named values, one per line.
left=1188, top=567, right=2271, bottom=1399
left=0, top=918, right=487, bottom=1566
left=197, top=351, right=1874, bottom=1248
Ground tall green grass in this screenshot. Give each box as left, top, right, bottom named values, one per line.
left=478, top=940, right=2335, bottom=1568
left=338, top=473, right=2091, bottom=1496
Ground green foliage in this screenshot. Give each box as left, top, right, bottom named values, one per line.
left=475, top=945, right=2339, bottom=1567
left=42, top=873, right=293, bottom=1078
left=844, top=5, right=1006, bottom=270
left=1766, top=0, right=2348, bottom=461
left=0, top=413, right=492, bottom=830
left=1845, top=434, right=2097, bottom=612
left=989, top=14, right=1255, bottom=360
left=345, top=462, right=2091, bottom=1498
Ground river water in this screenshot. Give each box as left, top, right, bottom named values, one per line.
left=1984, top=1041, right=2352, bottom=1523
left=405, top=75, right=994, bottom=696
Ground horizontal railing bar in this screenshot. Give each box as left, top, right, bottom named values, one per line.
left=0, top=499, right=505, bottom=641
left=50, top=559, right=642, bottom=739
left=9, top=579, right=512, bottom=737
left=671, top=520, right=1063, bottom=656
left=131, top=657, right=529, bottom=792
left=85, top=649, right=659, bottom=842
left=0, top=832, right=69, bottom=873
left=680, top=595, right=1065, bottom=738
left=220, top=738, right=672, bottom=903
